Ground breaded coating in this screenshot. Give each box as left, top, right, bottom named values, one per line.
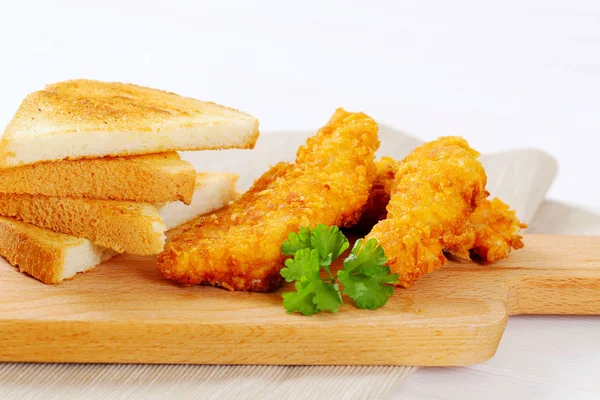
left=446, top=198, right=527, bottom=264
left=168, top=162, right=295, bottom=237
left=157, top=108, right=380, bottom=292
left=361, top=157, right=527, bottom=265
left=352, top=156, right=397, bottom=232
left=364, top=137, right=487, bottom=288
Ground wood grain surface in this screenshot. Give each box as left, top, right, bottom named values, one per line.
left=0, top=234, right=598, bottom=366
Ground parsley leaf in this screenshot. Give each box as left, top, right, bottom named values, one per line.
left=280, top=248, right=320, bottom=282
left=338, top=267, right=397, bottom=310
left=282, top=280, right=319, bottom=316
left=280, top=227, right=397, bottom=315
left=281, top=227, right=312, bottom=256
left=282, top=278, right=342, bottom=315
left=342, top=238, right=388, bottom=276
left=280, top=248, right=342, bottom=315
left=338, top=239, right=399, bottom=310
left=313, top=282, right=343, bottom=313
left=311, top=225, right=350, bottom=270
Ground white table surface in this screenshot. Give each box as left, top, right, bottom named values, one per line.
left=1, top=1, right=599, bottom=399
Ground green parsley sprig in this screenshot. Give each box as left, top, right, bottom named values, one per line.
left=280, top=225, right=399, bottom=315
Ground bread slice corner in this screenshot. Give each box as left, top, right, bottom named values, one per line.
left=0, top=216, right=116, bottom=284
left=158, top=172, right=238, bottom=229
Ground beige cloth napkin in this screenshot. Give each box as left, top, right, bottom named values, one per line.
left=0, top=127, right=560, bottom=400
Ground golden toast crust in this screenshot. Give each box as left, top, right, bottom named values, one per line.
left=0, top=217, right=76, bottom=283
left=0, top=193, right=165, bottom=255
left=0, top=152, right=196, bottom=204
left=0, top=80, right=260, bottom=167
left=7, top=80, right=258, bottom=135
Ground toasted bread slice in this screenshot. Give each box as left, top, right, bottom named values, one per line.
left=0, top=194, right=165, bottom=255
left=158, top=172, right=238, bottom=228
left=0, top=216, right=117, bottom=284
left=0, top=172, right=238, bottom=283
left=0, top=79, right=259, bottom=168
left=0, top=172, right=238, bottom=256
left=0, top=152, right=196, bottom=204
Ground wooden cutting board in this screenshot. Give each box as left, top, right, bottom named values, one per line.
left=0, top=234, right=599, bottom=366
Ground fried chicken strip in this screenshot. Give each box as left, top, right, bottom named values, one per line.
left=364, top=137, right=487, bottom=287
left=444, top=198, right=527, bottom=264
left=166, top=162, right=294, bottom=239
left=352, top=156, right=397, bottom=232
left=361, top=156, right=527, bottom=266
left=158, top=108, right=379, bottom=292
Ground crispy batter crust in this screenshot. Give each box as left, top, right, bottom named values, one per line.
left=352, top=156, right=398, bottom=232
left=361, top=157, right=527, bottom=266
left=444, top=198, right=527, bottom=264
left=365, top=137, right=487, bottom=288
left=158, top=108, right=380, bottom=292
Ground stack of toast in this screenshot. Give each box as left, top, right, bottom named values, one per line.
left=0, top=80, right=259, bottom=283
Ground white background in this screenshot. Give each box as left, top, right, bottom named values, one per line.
left=1, top=1, right=599, bottom=399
